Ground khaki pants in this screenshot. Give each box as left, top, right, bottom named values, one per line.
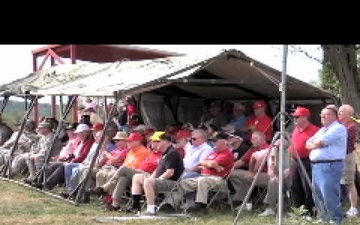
left=112, top=169, right=150, bottom=203
left=102, top=166, right=142, bottom=195
left=167, top=175, right=223, bottom=207
left=96, top=165, right=118, bottom=187
left=228, top=169, right=269, bottom=202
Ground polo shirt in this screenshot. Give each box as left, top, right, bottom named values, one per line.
left=155, top=146, right=184, bottom=181
left=241, top=143, right=270, bottom=165
left=201, top=148, right=234, bottom=177
left=308, top=121, right=347, bottom=161
left=342, top=120, right=358, bottom=153
left=246, top=114, right=274, bottom=142
left=138, top=151, right=162, bottom=173
left=123, top=145, right=150, bottom=169
left=289, top=123, right=320, bottom=159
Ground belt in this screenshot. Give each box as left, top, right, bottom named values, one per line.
left=311, top=159, right=343, bottom=164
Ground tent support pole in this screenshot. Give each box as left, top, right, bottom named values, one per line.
left=74, top=91, right=119, bottom=206
left=0, top=95, right=10, bottom=117
left=1, top=96, right=38, bottom=178
left=33, top=95, right=77, bottom=188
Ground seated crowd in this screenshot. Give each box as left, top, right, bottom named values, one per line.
left=0, top=98, right=358, bottom=224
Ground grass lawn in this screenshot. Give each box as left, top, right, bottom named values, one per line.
left=1, top=179, right=360, bottom=225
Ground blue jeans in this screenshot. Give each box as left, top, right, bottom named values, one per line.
left=312, top=162, right=344, bottom=224
left=64, top=163, right=82, bottom=192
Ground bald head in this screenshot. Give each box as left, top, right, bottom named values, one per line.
left=338, top=104, right=354, bottom=122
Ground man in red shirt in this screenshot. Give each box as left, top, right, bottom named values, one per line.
left=228, top=131, right=270, bottom=205
left=245, top=100, right=274, bottom=143
left=166, top=132, right=234, bottom=213
left=287, top=106, right=319, bottom=217
left=89, top=131, right=161, bottom=211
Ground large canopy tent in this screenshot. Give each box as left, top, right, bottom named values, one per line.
left=0, top=61, right=118, bottom=97
left=0, top=48, right=340, bottom=208
left=0, top=49, right=338, bottom=129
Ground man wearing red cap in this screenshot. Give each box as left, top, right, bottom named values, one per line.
left=288, top=106, right=319, bottom=217
left=245, top=100, right=274, bottom=143
left=174, top=129, right=192, bottom=158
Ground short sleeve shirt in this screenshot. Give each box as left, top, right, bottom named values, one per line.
left=155, top=146, right=184, bottom=181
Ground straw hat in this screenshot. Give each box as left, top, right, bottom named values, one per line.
left=113, top=131, right=129, bottom=140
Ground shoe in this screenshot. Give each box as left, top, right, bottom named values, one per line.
left=159, top=203, right=175, bottom=212
left=104, top=202, right=121, bottom=211
left=258, top=207, right=275, bottom=217
left=346, top=207, right=358, bottom=217
left=30, top=181, right=43, bottom=190
left=123, top=206, right=141, bottom=214
left=89, top=186, right=107, bottom=196
left=23, top=178, right=35, bottom=186
left=141, top=207, right=157, bottom=216
left=58, top=191, right=70, bottom=199
left=191, top=203, right=208, bottom=214
left=82, top=191, right=90, bottom=203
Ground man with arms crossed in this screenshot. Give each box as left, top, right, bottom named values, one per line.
left=306, top=105, right=347, bottom=224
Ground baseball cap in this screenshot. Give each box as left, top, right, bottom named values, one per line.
left=150, top=131, right=166, bottom=142
left=143, top=128, right=155, bottom=136
left=175, top=129, right=192, bottom=140
left=291, top=106, right=311, bottom=117
left=222, top=124, right=235, bottom=134
left=37, top=121, right=53, bottom=129
left=65, top=122, right=79, bottom=131
left=213, top=132, right=230, bottom=141
left=133, top=124, right=147, bottom=133
left=126, top=132, right=144, bottom=142
left=253, top=100, right=267, bottom=109
left=158, top=133, right=173, bottom=142
left=210, top=100, right=221, bottom=108
left=74, top=124, right=91, bottom=133
left=91, top=123, right=104, bottom=131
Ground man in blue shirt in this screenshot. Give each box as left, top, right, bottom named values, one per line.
left=306, top=105, right=347, bottom=224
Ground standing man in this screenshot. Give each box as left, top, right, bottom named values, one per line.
left=338, top=104, right=359, bottom=217
left=306, top=105, right=347, bottom=224
left=288, top=106, right=320, bottom=217
left=245, top=100, right=274, bottom=144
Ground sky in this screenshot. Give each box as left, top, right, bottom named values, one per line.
left=135, top=45, right=323, bottom=84
left=0, top=44, right=324, bottom=106
left=0, top=44, right=323, bottom=86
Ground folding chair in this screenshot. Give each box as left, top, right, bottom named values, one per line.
left=157, top=178, right=185, bottom=212
left=206, top=167, right=235, bottom=213
left=140, top=171, right=185, bottom=213
left=250, top=185, right=267, bottom=209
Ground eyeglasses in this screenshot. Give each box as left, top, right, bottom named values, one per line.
left=319, top=113, right=335, bottom=118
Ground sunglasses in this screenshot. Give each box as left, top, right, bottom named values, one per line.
left=191, top=137, right=197, bottom=141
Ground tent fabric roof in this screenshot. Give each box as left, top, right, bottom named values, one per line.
left=1, top=49, right=336, bottom=102
left=0, top=61, right=120, bottom=97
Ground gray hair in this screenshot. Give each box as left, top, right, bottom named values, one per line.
left=192, top=129, right=208, bottom=140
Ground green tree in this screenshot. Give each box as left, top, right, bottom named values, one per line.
left=321, top=45, right=360, bottom=116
